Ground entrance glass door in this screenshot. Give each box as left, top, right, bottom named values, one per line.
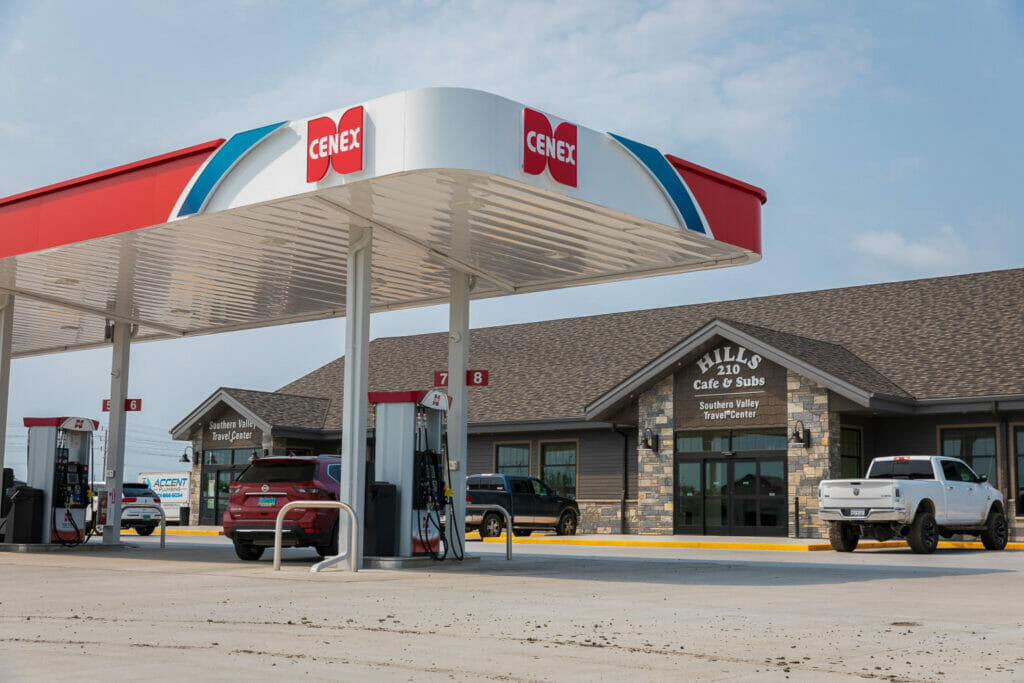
left=673, top=455, right=787, bottom=536
left=200, top=469, right=238, bottom=525
left=674, top=460, right=702, bottom=533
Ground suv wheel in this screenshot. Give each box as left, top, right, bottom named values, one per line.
left=233, top=538, right=265, bottom=561
left=980, top=509, right=1008, bottom=550
left=556, top=511, right=577, bottom=536
left=135, top=525, right=156, bottom=537
left=316, top=523, right=339, bottom=557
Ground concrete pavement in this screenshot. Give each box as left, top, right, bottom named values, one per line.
left=1, top=533, right=1022, bottom=681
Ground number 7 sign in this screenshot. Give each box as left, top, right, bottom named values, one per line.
left=434, top=370, right=489, bottom=387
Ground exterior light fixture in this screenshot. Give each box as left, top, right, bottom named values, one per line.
left=180, top=445, right=193, bottom=463
left=642, top=426, right=659, bottom=451
left=789, top=421, right=810, bottom=448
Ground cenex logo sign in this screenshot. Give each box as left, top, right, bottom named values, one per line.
left=307, top=106, right=363, bottom=182
left=523, top=108, right=577, bottom=187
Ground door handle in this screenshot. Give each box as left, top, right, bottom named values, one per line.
left=947, top=486, right=954, bottom=490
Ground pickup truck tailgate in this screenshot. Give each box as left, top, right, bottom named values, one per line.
left=820, top=480, right=895, bottom=508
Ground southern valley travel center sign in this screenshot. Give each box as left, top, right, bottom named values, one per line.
left=676, top=344, right=786, bottom=429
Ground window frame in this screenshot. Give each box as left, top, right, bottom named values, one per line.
left=840, top=426, right=864, bottom=479
left=493, top=441, right=531, bottom=477
left=1012, top=422, right=1024, bottom=517
left=538, top=439, right=580, bottom=499
left=937, top=423, right=1000, bottom=488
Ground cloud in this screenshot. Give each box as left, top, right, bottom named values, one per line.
left=850, top=226, right=966, bottom=272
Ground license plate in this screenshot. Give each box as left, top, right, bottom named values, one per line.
left=257, top=497, right=276, bottom=507
left=849, top=509, right=866, bottom=518
left=141, top=514, right=151, bottom=519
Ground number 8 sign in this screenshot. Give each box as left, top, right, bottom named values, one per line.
left=434, top=370, right=489, bottom=387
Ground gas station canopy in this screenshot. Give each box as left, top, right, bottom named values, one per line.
left=0, top=88, right=765, bottom=358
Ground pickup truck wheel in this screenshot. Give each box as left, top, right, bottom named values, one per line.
left=134, top=524, right=156, bottom=537
left=233, top=539, right=265, bottom=561
left=828, top=522, right=859, bottom=552
left=907, top=511, right=938, bottom=554
left=980, top=510, right=1008, bottom=550
left=480, top=513, right=504, bottom=538
left=512, top=528, right=532, bottom=537
left=556, top=511, right=578, bottom=536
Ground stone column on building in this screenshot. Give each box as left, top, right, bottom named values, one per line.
left=188, top=434, right=202, bottom=526
left=637, top=375, right=674, bottom=534
left=786, top=371, right=841, bottom=539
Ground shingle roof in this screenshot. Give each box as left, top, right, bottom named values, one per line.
left=221, top=388, right=331, bottom=430
left=720, top=320, right=912, bottom=399
left=279, top=268, right=1024, bottom=428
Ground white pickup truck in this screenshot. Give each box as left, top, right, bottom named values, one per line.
left=818, top=455, right=1008, bottom=554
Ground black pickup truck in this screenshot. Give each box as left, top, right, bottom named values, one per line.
left=466, top=473, right=579, bottom=537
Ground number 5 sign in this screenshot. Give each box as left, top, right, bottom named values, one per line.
left=434, top=370, right=489, bottom=387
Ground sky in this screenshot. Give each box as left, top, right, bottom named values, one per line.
left=1, top=0, right=1022, bottom=480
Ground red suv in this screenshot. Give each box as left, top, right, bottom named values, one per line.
left=223, top=455, right=341, bottom=561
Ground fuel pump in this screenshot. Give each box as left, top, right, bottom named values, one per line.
left=370, top=390, right=462, bottom=560
left=24, top=417, right=98, bottom=545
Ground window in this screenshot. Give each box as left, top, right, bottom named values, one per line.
left=941, top=427, right=997, bottom=485
left=205, top=449, right=233, bottom=465
left=236, top=461, right=316, bottom=483
left=495, top=443, right=530, bottom=476
left=674, top=429, right=786, bottom=453
left=541, top=442, right=576, bottom=498
left=840, top=428, right=862, bottom=478
left=326, top=464, right=341, bottom=482
left=868, top=459, right=935, bottom=480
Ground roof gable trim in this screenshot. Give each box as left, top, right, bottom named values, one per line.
left=585, top=320, right=882, bottom=421
left=170, top=388, right=274, bottom=439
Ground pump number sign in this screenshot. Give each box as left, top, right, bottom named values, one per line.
left=102, top=398, right=142, bottom=411
left=434, top=370, right=489, bottom=387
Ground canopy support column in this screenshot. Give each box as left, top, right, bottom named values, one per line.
left=341, top=227, right=372, bottom=569
left=447, top=270, right=470, bottom=554
left=102, top=321, right=131, bottom=544
left=0, top=294, right=12, bottom=512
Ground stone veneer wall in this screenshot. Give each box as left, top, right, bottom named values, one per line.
left=637, top=375, right=675, bottom=534
left=187, top=436, right=201, bottom=526
left=579, top=500, right=640, bottom=534
left=787, top=371, right=841, bottom=539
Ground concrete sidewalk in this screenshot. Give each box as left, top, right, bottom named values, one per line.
left=125, top=525, right=1024, bottom=551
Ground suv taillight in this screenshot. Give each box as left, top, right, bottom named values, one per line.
left=229, top=482, right=242, bottom=492
left=466, top=494, right=472, bottom=503
left=295, top=481, right=328, bottom=497
left=123, top=497, right=137, bottom=503
left=153, top=496, right=161, bottom=504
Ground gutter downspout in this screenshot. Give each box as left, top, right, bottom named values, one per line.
left=612, top=424, right=631, bottom=535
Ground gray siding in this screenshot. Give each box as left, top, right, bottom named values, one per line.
left=467, top=428, right=638, bottom=500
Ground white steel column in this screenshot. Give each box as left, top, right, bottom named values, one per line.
left=447, top=270, right=470, bottom=553
left=0, top=294, right=12, bottom=504
left=341, top=227, right=372, bottom=568
left=102, top=321, right=131, bottom=544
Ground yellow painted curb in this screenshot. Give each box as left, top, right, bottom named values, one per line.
left=474, top=534, right=1024, bottom=552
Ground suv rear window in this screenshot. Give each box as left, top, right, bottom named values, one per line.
left=867, top=459, right=935, bottom=480
left=236, top=461, right=316, bottom=484
left=123, top=483, right=156, bottom=496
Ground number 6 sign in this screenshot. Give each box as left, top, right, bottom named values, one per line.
left=434, top=370, right=489, bottom=387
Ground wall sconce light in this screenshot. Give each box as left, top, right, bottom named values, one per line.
left=180, top=445, right=193, bottom=463
left=249, top=449, right=258, bottom=462
left=642, top=426, right=660, bottom=451
left=789, top=420, right=810, bottom=448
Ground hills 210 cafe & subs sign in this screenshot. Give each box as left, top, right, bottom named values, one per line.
left=675, top=344, right=787, bottom=429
